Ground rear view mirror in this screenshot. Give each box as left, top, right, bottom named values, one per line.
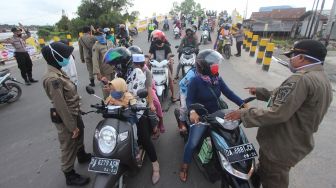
left=86, top=86, right=95, bottom=95
left=137, top=89, right=148, bottom=98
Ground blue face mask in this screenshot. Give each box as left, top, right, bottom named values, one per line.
left=111, top=91, right=123, bottom=100
left=49, top=45, right=70, bottom=67
left=96, top=34, right=107, bottom=44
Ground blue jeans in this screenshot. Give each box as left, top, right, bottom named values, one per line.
left=183, top=123, right=207, bottom=164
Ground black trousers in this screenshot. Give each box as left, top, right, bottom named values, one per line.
left=148, top=31, right=153, bottom=42
left=14, top=52, right=33, bottom=81
left=137, top=115, right=157, bottom=162
left=236, top=41, right=243, bottom=55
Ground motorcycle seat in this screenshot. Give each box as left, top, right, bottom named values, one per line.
left=0, top=69, right=9, bottom=77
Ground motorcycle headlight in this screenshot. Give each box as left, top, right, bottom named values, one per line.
left=96, top=126, right=117, bottom=154
left=218, top=152, right=254, bottom=180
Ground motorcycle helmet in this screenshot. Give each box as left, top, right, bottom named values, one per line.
left=104, top=47, right=132, bottom=78
left=185, top=27, right=194, bottom=35
left=103, top=27, right=111, bottom=34
left=119, top=24, right=126, bottom=29
left=196, top=49, right=224, bottom=76
left=152, top=30, right=166, bottom=45
left=128, top=45, right=143, bottom=55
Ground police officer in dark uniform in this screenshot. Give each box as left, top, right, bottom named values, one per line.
left=41, top=42, right=91, bottom=186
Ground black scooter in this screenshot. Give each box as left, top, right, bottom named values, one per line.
left=0, top=69, right=22, bottom=104
left=175, top=97, right=260, bottom=188
left=84, top=86, right=149, bottom=188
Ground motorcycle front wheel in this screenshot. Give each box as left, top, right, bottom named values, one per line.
left=224, top=46, right=231, bottom=60
left=6, top=82, right=22, bottom=103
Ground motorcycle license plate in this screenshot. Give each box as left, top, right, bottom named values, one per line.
left=223, top=143, right=258, bottom=163
left=88, top=157, right=120, bottom=175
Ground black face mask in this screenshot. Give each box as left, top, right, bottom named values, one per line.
left=155, top=40, right=163, bottom=45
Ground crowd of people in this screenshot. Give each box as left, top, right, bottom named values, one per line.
left=2, top=17, right=333, bottom=188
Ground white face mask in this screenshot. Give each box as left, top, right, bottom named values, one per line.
left=289, top=54, right=322, bottom=73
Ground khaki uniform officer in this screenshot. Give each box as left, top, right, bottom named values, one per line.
left=79, top=26, right=97, bottom=87
left=41, top=42, right=91, bottom=186
left=92, top=28, right=115, bottom=98
left=225, top=40, right=333, bottom=188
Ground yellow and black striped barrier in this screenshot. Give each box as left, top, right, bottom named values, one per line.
left=256, top=39, right=268, bottom=64
left=245, top=32, right=252, bottom=52
left=243, top=31, right=247, bottom=49
left=249, top=35, right=259, bottom=57
left=262, top=43, right=275, bottom=71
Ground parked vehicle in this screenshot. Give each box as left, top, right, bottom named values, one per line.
left=0, top=69, right=22, bottom=104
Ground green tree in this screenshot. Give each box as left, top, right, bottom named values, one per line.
left=169, top=0, right=204, bottom=17
left=56, top=15, right=71, bottom=31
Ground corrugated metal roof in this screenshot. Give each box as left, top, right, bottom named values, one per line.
left=251, top=8, right=306, bottom=21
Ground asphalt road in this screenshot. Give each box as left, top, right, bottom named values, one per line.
left=0, top=24, right=335, bottom=188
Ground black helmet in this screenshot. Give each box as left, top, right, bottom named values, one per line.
left=104, top=47, right=132, bottom=79
left=185, top=27, right=194, bottom=34
left=196, top=49, right=224, bottom=76
left=128, top=45, right=143, bottom=55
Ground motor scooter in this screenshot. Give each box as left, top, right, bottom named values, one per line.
left=174, top=97, right=260, bottom=188
left=84, top=86, right=149, bottom=188
left=0, top=69, right=22, bottom=104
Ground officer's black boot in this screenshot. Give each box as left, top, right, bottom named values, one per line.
left=64, top=169, right=90, bottom=186
left=77, top=147, right=92, bottom=164
left=89, top=79, right=95, bottom=87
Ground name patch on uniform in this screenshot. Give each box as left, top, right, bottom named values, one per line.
left=274, top=82, right=296, bottom=104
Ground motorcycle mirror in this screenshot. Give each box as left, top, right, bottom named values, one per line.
left=86, top=86, right=95, bottom=95
left=137, top=89, right=148, bottom=98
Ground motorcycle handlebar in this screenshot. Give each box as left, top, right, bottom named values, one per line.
left=130, top=106, right=150, bottom=111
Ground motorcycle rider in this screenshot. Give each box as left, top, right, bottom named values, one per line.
left=200, top=22, right=212, bottom=42
left=128, top=46, right=166, bottom=134
left=216, top=23, right=232, bottom=53
left=148, top=30, right=178, bottom=102
left=41, top=42, right=91, bottom=186
left=116, top=24, right=130, bottom=47
left=92, top=28, right=115, bottom=98
left=175, top=27, right=199, bottom=80
left=163, top=16, right=169, bottom=30
left=103, top=27, right=116, bottom=46
left=179, top=49, right=246, bottom=182
left=103, top=47, right=161, bottom=184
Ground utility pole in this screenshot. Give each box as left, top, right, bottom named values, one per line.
left=325, top=0, right=336, bottom=44
left=305, top=0, right=317, bottom=37
left=244, top=0, right=248, bottom=19
left=312, top=0, right=326, bottom=39
left=308, top=0, right=321, bottom=38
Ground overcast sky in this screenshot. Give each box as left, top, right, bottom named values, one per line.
left=0, top=0, right=334, bottom=25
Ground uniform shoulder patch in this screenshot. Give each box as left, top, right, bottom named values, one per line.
left=51, top=79, right=61, bottom=89
left=274, top=82, right=296, bottom=104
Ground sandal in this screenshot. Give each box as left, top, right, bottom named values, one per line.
left=179, top=164, right=188, bottom=182
left=152, top=162, right=160, bottom=184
